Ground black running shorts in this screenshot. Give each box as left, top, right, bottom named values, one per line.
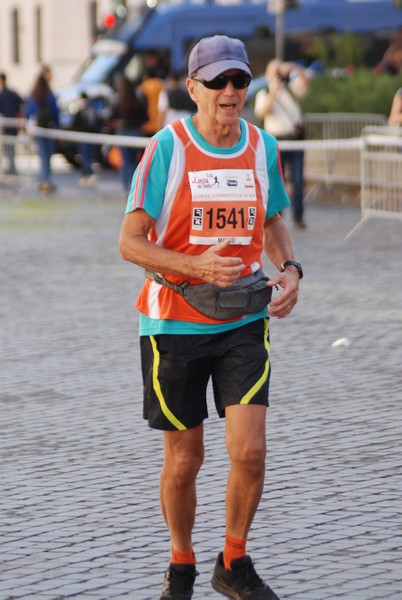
left=140, top=318, right=271, bottom=430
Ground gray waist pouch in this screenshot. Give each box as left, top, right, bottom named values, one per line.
left=145, top=268, right=272, bottom=320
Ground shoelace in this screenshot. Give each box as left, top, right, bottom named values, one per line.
left=165, top=567, right=199, bottom=594
left=240, top=560, right=265, bottom=589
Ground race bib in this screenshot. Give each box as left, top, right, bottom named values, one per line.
left=188, top=169, right=257, bottom=245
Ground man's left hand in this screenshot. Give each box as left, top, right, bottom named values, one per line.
left=266, top=269, right=299, bottom=318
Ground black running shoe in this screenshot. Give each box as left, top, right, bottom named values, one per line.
left=211, top=552, right=280, bottom=599
left=159, top=563, right=198, bottom=600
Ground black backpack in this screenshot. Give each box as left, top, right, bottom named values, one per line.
left=36, top=100, right=54, bottom=128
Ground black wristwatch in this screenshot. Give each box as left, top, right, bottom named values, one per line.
left=280, top=260, right=303, bottom=280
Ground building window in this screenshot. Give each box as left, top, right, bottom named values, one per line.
left=12, top=8, right=20, bottom=64
left=35, top=6, right=42, bottom=63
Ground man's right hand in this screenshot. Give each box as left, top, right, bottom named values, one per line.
left=192, top=240, right=245, bottom=287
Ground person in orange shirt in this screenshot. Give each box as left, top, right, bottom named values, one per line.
left=139, top=51, right=165, bottom=136
left=120, top=36, right=303, bottom=600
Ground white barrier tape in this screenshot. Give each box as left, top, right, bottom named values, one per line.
left=277, top=138, right=362, bottom=151
left=0, top=130, right=363, bottom=153
left=1, top=117, right=149, bottom=149
left=0, top=115, right=367, bottom=151
left=26, top=124, right=150, bottom=148
left=0, top=116, right=25, bottom=128
left=363, top=134, right=402, bottom=148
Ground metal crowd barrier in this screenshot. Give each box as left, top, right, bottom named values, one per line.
left=345, top=126, right=402, bottom=239
left=302, top=112, right=388, bottom=187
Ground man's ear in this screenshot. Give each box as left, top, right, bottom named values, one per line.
left=186, top=77, right=199, bottom=103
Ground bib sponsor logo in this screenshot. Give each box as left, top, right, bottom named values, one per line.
left=190, top=173, right=220, bottom=188
left=188, top=169, right=258, bottom=245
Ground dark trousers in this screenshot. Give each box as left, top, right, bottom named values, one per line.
left=78, top=143, right=94, bottom=176
left=36, top=136, right=55, bottom=184
left=116, top=129, right=143, bottom=193
left=279, top=149, right=304, bottom=223
left=3, top=141, right=17, bottom=174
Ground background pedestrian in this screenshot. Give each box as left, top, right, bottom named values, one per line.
left=25, top=68, right=59, bottom=192
left=254, top=59, right=309, bottom=228
left=112, top=75, right=148, bottom=192
left=138, top=51, right=165, bottom=137
left=0, top=73, right=24, bottom=175
left=71, top=92, right=100, bottom=187
left=157, top=71, right=196, bottom=129
left=388, top=87, right=402, bottom=125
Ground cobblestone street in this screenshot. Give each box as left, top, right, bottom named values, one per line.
left=1, top=172, right=401, bottom=599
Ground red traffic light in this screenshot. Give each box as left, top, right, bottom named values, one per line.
left=104, top=13, right=117, bottom=28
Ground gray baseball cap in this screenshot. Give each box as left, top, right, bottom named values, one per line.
left=188, top=35, right=251, bottom=80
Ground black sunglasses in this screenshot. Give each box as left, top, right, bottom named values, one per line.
left=191, top=73, right=251, bottom=90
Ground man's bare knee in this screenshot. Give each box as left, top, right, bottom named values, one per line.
left=164, top=439, right=204, bottom=489
left=226, top=438, right=266, bottom=473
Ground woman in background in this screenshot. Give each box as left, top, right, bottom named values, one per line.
left=113, top=75, right=148, bottom=193
left=26, top=68, right=59, bottom=192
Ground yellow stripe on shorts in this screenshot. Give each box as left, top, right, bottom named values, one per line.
left=240, top=318, right=270, bottom=405
left=150, top=335, right=187, bottom=430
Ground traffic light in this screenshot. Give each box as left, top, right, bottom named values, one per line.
left=103, top=1, right=127, bottom=30
left=104, top=13, right=117, bottom=29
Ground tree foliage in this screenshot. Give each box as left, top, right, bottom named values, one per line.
left=301, top=69, right=402, bottom=114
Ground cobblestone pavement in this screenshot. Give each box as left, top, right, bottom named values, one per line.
left=1, top=170, right=402, bottom=599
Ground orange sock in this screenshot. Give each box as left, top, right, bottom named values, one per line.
left=223, top=533, right=247, bottom=570
left=170, top=546, right=196, bottom=565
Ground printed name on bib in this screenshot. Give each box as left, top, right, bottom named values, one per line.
left=188, top=169, right=257, bottom=245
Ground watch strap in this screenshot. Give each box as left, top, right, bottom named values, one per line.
left=280, top=260, right=303, bottom=279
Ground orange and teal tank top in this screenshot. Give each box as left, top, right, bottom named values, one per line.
left=125, top=115, right=290, bottom=335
